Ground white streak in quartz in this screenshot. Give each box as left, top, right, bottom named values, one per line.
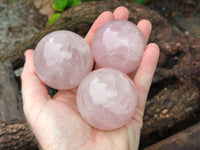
left=43, top=38, right=72, bottom=66
left=89, top=77, right=117, bottom=105
left=120, top=38, right=129, bottom=47
left=103, top=28, right=120, bottom=56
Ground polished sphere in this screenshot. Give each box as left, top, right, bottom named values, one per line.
left=34, top=30, right=93, bottom=90
left=92, top=20, right=146, bottom=73
left=77, top=68, right=138, bottom=130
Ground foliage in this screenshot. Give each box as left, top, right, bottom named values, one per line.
left=85, top=0, right=102, bottom=2
left=134, top=0, right=154, bottom=5
left=46, top=13, right=61, bottom=26
left=134, top=0, right=145, bottom=5
left=47, top=0, right=81, bottom=25
left=9, top=0, right=16, bottom=2
left=53, top=0, right=82, bottom=12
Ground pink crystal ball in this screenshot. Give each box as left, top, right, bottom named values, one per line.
left=92, top=20, right=146, bottom=73
left=34, top=30, right=93, bottom=90
left=77, top=68, right=138, bottom=130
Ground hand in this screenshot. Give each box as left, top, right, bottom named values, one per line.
left=21, top=6, right=159, bottom=150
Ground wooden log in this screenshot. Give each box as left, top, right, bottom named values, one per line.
left=0, top=61, right=38, bottom=149
left=0, top=62, right=24, bottom=122
left=140, top=81, right=200, bottom=148
left=144, top=122, right=200, bottom=150
left=0, top=121, right=38, bottom=150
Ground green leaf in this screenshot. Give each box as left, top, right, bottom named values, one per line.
left=53, top=0, right=82, bottom=11
left=53, top=0, right=68, bottom=11
left=46, top=13, right=61, bottom=26
left=134, top=0, right=145, bottom=5
left=10, top=0, right=16, bottom=2
left=84, top=0, right=102, bottom=1
left=68, top=0, right=82, bottom=7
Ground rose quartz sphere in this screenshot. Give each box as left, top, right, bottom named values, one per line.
left=92, top=20, right=146, bottom=73
left=34, top=30, right=93, bottom=90
left=77, top=68, right=138, bottom=130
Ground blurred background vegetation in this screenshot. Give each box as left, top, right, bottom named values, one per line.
left=9, top=0, right=155, bottom=25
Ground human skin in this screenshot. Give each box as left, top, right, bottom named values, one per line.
left=21, top=6, right=159, bottom=150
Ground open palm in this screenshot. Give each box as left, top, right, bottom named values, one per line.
left=21, top=6, right=159, bottom=150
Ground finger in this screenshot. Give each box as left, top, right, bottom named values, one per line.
left=21, top=50, right=49, bottom=114
left=93, top=63, right=100, bottom=70
left=85, top=11, right=114, bottom=46
left=137, top=19, right=152, bottom=43
left=53, top=86, right=77, bottom=102
left=133, top=43, right=159, bottom=111
left=127, top=20, right=153, bottom=78
left=113, top=6, right=129, bottom=20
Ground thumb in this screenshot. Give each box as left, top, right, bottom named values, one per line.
left=21, top=50, right=50, bottom=120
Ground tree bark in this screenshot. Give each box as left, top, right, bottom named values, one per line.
left=0, top=121, right=38, bottom=150
left=144, top=122, right=200, bottom=150
left=0, top=61, right=38, bottom=149
left=0, top=62, right=23, bottom=122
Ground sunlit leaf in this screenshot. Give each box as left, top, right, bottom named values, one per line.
left=53, top=0, right=68, bottom=11
left=53, top=0, right=82, bottom=11
left=68, top=0, right=82, bottom=7
left=46, top=13, right=61, bottom=26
